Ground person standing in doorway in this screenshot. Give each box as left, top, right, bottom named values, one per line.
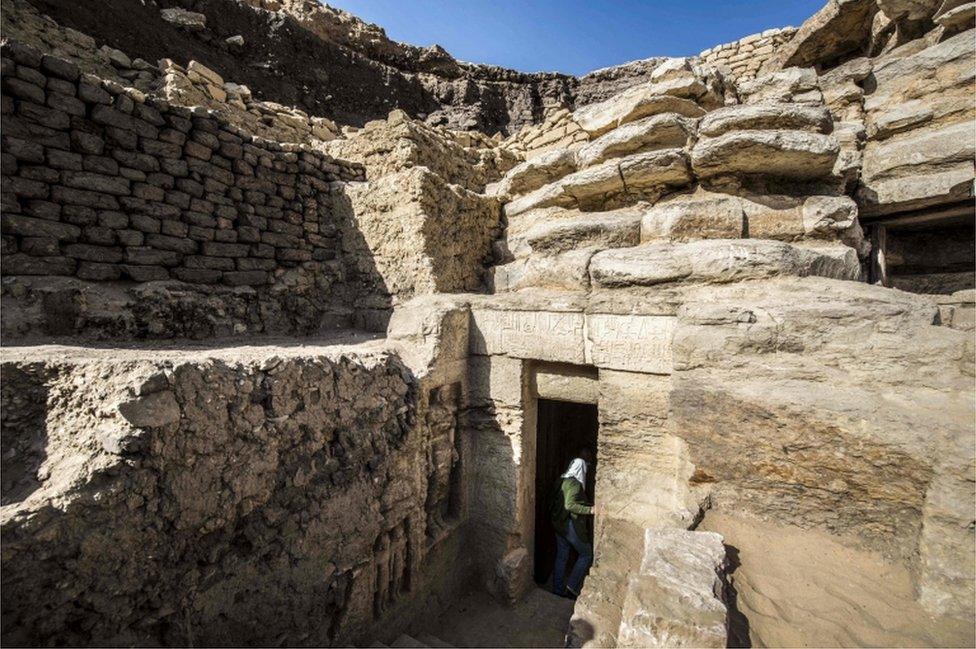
left=550, top=448, right=596, bottom=599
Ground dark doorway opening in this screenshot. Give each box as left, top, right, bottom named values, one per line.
left=533, top=399, right=598, bottom=586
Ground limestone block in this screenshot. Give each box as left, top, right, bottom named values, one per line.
left=515, top=248, right=596, bottom=291
left=524, top=209, right=642, bottom=254
left=575, top=113, right=696, bottom=168
left=469, top=308, right=587, bottom=364
left=485, top=148, right=577, bottom=200
left=737, top=67, right=819, bottom=104
left=618, top=148, right=692, bottom=190
left=698, top=103, right=832, bottom=137
left=533, top=364, right=599, bottom=403
left=160, top=7, right=207, bottom=30
left=691, top=130, right=839, bottom=179
left=492, top=547, right=532, bottom=604
left=469, top=307, right=679, bottom=373
left=503, top=180, right=574, bottom=217
left=935, top=1, right=976, bottom=32
left=586, top=314, right=677, bottom=374
left=186, top=60, right=223, bottom=87
left=589, top=239, right=860, bottom=288
left=650, top=57, right=693, bottom=83
left=759, top=0, right=878, bottom=73
left=468, top=354, right=522, bottom=408
left=505, top=149, right=690, bottom=216
left=877, top=0, right=939, bottom=23
left=616, top=529, right=728, bottom=648
left=640, top=189, right=745, bottom=242
left=561, top=157, right=627, bottom=202
left=344, top=167, right=501, bottom=299
left=574, top=83, right=706, bottom=137
left=858, top=121, right=975, bottom=214
left=864, top=30, right=974, bottom=139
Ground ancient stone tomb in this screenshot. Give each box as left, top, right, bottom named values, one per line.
left=0, top=0, right=974, bottom=646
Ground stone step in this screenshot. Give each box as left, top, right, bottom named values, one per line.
left=576, top=112, right=696, bottom=168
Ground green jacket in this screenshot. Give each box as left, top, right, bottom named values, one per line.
left=550, top=477, right=593, bottom=541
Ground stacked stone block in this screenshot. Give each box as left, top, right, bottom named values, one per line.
left=0, top=42, right=364, bottom=291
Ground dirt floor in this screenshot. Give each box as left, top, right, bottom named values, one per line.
left=414, top=586, right=575, bottom=648
left=699, top=510, right=975, bottom=648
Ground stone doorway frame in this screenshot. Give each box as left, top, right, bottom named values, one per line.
left=522, top=361, right=600, bottom=592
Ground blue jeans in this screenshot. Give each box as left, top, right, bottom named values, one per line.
left=553, top=521, right=593, bottom=595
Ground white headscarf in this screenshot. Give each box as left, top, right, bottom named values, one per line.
left=561, top=457, right=587, bottom=486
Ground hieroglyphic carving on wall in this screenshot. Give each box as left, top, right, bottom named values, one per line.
left=585, top=314, right=676, bottom=374
left=470, top=308, right=676, bottom=373
left=470, top=309, right=586, bottom=363
left=425, top=382, right=461, bottom=541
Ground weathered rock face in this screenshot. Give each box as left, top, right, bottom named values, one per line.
left=858, top=29, right=976, bottom=215
left=15, top=0, right=577, bottom=135
left=3, top=345, right=421, bottom=647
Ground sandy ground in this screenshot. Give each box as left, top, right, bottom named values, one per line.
left=413, top=586, right=575, bottom=648
left=699, top=510, right=975, bottom=648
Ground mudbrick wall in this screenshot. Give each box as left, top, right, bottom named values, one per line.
left=698, top=27, right=798, bottom=81
left=0, top=42, right=394, bottom=339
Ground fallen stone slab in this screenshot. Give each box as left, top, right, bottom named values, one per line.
left=691, top=130, right=839, bottom=179
left=616, top=528, right=728, bottom=648
left=759, top=0, right=878, bottom=74
left=698, top=103, right=832, bottom=137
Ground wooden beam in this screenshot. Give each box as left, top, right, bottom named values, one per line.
left=867, top=201, right=975, bottom=229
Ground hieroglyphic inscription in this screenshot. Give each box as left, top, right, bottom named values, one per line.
left=470, top=309, right=586, bottom=363
left=585, top=314, right=676, bottom=373
left=471, top=309, right=676, bottom=373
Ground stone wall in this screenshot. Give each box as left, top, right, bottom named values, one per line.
left=698, top=27, right=797, bottom=81
left=1, top=346, right=415, bottom=646
left=1, top=299, right=476, bottom=647
left=0, top=42, right=389, bottom=339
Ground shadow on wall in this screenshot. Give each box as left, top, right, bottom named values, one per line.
left=331, top=189, right=395, bottom=332
left=723, top=543, right=752, bottom=648
left=0, top=363, right=51, bottom=506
